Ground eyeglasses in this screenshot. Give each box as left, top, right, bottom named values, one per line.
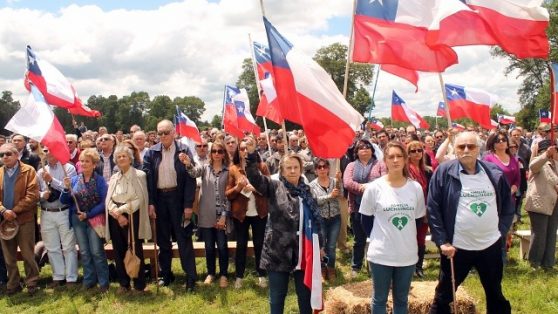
left=226, top=141, right=236, bottom=145
left=195, top=144, right=208, bottom=148
left=211, top=149, right=225, bottom=155
left=357, top=145, right=372, bottom=150
left=157, top=130, right=171, bottom=136
left=497, top=138, right=507, bottom=143
left=435, top=135, right=444, bottom=139
left=456, top=144, right=478, bottom=150
left=42, top=149, right=49, bottom=154
left=409, top=149, right=423, bottom=154
left=0, top=152, right=14, bottom=158
left=239, top=147, right=248, bottom=152
left=100, top=137, right=111, bottom=142
left=66, top=141, right=74, bottom=144
left=316, top=165, right=328, bottom=170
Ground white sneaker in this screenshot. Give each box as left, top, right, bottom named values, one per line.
left=204, top=275, right=215, bottom=285
left=350, top=270, right=359, bottom=279
left=234, top=278, right=243, bottom=289
left=257, top=276, right=268, bottom=288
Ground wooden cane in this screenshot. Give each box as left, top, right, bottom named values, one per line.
left=151, top=217, right=159, bottom=294
left=450, top=257, right=458, bottom=314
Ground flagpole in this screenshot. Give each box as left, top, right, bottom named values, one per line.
left=221, top=85, right=227, bottom=131
left=248, top=33, right=273, bottom=158
left=368, top=64, right=381, bottom=121
left=342, top=0, right=357, bottom=99
left=438, top=73, right=452, bottom=127
left=548, top=62, right=555, bottom=143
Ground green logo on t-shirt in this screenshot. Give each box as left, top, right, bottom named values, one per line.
left=470, top=202, right=488, bottom=217
left=391, top=216, right=409, bottom=230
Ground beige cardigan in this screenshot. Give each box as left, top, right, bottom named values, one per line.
left=525, top=153, right=558, bottom=216
left=105, top=168, right=152, bottom=241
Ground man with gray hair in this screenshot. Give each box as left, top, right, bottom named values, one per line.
left=66, top=134, right=80, bottom=166
left=427, top=132, right=513, bottom=314
left=132, top=131, right=149, bottom=161
left=0, top=143, right=40, bottom=294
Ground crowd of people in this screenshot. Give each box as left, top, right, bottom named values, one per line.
left=0, top=118, right=555, bottom=314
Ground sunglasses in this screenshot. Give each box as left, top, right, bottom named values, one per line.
left=211, top=149, right=225, bottom=155
left=435, top=136, right=444, bottom=139
left=67, top=141, right=74, bottom=144
left=409, top=149, right=423, bottom=154
left=239, top=147, right=248, bottom=152
left=226, top=141, right=236, bottom=145
left=195, top=144, right=208, bottom=148
left=456, top=144, right=478, bottom=150
left=43, top=149, right=50, bottom=154
left=357, top=145, right=372, bottom=150
left=316, top=165, right=328, bottom=170
left=100, top=137, right=111, bottom=142
left=497, top=138, right=507, bottom=143
left=157, top=130, right=171, bottom=136
left=0, top=152, right=14, bottom=158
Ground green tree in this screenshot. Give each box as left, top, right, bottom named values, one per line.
left=173, top=96, right=206, bottom=124
left=145, top=95, right=173, bottom=131
left=0, top=91, right=20, bottom=135
left=210, top=114, right=222, bottom=129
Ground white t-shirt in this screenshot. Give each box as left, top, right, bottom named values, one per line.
left=453, top=169, right=500, bottom=250
left=359, top=176, right=426, bottom=267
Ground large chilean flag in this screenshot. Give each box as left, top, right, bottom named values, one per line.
left=264, top=17, right=363, bottom=158
left=352, top=0, right=458, bottom=72
left=464, top=0, right=549, bottom=59
left=391, top=91, right=430, bottom=129
left=253, top=41, right=284, bottom=124
left=445, top=83, right=495, bottom=130
left=5, top=85, right=70, bottom=164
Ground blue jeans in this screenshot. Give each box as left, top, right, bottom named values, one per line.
left=199, top=227, right=228, bottom=277
left=268, top=270, right=311, bottom=314
left=351, top=212, right=367, bottom=270
left=72, top=214, right=109, bottom=288
left=371, top=263, right=415, bottom=314
left=321, top=215, right=341, bottom=268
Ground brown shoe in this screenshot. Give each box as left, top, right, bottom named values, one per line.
left=116, top=286, right=130, bottom=294
left=219, top=276, right=228, bottom=288
left=6, top=285, right=22, bottom=295
left=47, top=280, right=64, bottom=289
left=27, top=285, right=39, bottom=295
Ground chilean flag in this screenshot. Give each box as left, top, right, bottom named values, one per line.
left=445, top=84, right=496, bottom=130
left=175, top=106, right=202, bottom=143
left=498, top=114, right=516, bottom=125
left=391, top=91, right=430, bottom=129
left=352, top=0, right=458, bottom=72
left=264, top=17, right=364, bottom=158
left=451, top=122, right=465, bottom=131
left=464, top=0, right=549, bottom=59
left=5, top=85, right=70, bottom=164
left=224, top=85, right=260, bottom=137
left=436, top=101, right=446, bottom=117
left=253, top=42, right=283, bottom=124
left=296, top=199, right=323, bottom=312
left=25, top=46, right=101, bottom=117
left=540, top=109, right=551, bottom=123
left=550, top=63, right=558, bottom=124
left=369, top=117, right=384, bottom=131
left=381, top=64, right=419, bottom=92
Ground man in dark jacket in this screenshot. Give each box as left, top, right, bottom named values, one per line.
left=11, top=134, right=40, bottom=170
left=143, top=120, right=197, bottom=291
left=427, top=131, right=514, bottom=314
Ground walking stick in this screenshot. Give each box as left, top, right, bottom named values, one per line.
left=450, top=257, right=458, bottom=314
left=151, top=217, right=159, bottom=294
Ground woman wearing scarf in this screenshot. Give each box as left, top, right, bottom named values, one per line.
left=406, top=140, right=433, bottom=278
left=246, top=148, right=324, bottom=314
left=343, top=139, right=385, bottom=277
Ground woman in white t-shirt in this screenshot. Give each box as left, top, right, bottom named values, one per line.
left=359, top=142, right=426, bottom=314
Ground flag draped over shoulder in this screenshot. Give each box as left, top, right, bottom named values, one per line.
left=5, top=85, right=70, bottom=164
left=264, top=17, right=363, bottom=158
left=296, top=199, right=323, bottom=312
left=25, top=45, right=101, bottom=117
left=253, top=41, right=284, bottom=124
left=352, top=0, right=458, bottom=72
left=445, top=83, right=495, bottom=130
left=175, top=106, right=202, bottom=143
left=391, top=91, right=430, bottom=129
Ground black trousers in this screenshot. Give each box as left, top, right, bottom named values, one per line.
left=233, top=215, right=267, bottom=278
left=430, top=239, right=511, bottom=314
left=155, top=190, right=197, bottom=285
left=108, top=211, right=145, bottom=290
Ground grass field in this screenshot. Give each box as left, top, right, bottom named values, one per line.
left=0, top=219, right=556, bottom=313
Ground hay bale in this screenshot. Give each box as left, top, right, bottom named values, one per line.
left=325, top=280, right=476, bottom=314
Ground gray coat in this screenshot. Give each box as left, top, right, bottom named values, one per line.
left=246, top=153, right=322, bottom=272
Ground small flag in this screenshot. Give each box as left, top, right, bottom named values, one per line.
left=391, top=91, right=430, bottom=129
left=497, top=114, right=516, bottom=125
left=175, top=106, right=202, bottom=143
left=436, top=102, right=446, bottom=117
left=540, top=109, right=551, bottom=123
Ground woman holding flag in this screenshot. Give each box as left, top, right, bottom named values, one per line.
left=245, top=144, right=324, bottom=314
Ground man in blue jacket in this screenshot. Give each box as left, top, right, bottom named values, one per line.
left=143, top=119, right=197, bottom=291
left=428, top=131, right=514, bottom=314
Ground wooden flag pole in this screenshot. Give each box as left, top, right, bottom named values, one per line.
left=549, top=62, right=555, bottom=143
left=368, top=65, right=381, bottom=121
left=248, top=33, right=273, bottom=158
left=438, top=73, right=452, bottom=127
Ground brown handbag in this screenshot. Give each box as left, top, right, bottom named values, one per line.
left=124, top=204, right=141, bottom=279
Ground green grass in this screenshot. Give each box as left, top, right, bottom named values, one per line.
left=1, top=219, right=557, bottom=313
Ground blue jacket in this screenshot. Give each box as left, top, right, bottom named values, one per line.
left=142, top=140, right=196, bottom=208
left=427, top=159, right=515, bottom=247
left=60, top=173, right=108, bottom=227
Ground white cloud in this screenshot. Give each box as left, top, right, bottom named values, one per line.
left=0, top=0, right=521, bottom=125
